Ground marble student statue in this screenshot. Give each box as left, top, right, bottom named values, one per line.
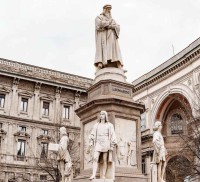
left=57, top=127, right=72, bottom=182
left=87, top=111, right=117, bottom=180
left=94, top=4, right=123, bottom=70
left=152, top=121, right=167, bottom=182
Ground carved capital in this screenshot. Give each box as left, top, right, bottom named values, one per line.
left=35, top=82, right=42, bottom=92
left=13, top=77, right=20, bottom=87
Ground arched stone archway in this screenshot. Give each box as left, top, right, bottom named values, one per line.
left=166, top=155, right=191, bottom=182
left=151, top=84, right=195, bottom=124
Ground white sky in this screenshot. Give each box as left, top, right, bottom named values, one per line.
left=0, top=0, right=200, bottom=82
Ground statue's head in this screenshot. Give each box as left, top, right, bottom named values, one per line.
left=153, top=120, right=162, bottom=131
left=60, top=127, right=67, bottom=135
left=102, top=4, right=112, bottom=16
left=99, top=110, right=108, bottom=122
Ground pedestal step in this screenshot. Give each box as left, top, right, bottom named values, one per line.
left=92, top=179, right=114, bottom=182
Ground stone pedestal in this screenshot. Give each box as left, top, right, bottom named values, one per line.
left=94, top=68, right=126, bottom=83
left=74, top=69, right=148, bottom=182
left=150, top=163, right=157, bottom=182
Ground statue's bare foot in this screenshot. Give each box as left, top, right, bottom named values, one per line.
left=102, top=176, right=106, bottom=179
left=89, top=175, right=96, bottom=180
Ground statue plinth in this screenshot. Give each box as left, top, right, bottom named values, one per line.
left=74, top=69, right=148, bottom=182
left=94, top=67, right=126, bottom=83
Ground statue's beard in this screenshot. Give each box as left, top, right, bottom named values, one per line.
left=105, top=12, right=112, bottom=19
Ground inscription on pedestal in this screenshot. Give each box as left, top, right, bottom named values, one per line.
left=111, top=85, right=131, bottom=97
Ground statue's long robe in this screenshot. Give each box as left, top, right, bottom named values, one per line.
left=94, top=14, right=123, bottom=67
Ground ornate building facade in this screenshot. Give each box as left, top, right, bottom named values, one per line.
left=0, top=58, right=92, bottom=181
left=0, top=37, right=200, bottom=181
left=132, top=37, right=200, bottom=181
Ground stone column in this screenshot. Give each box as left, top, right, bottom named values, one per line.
left=54, top=87, right=61, bottom=125
left=10, top=78, right=20, bottom=116
left=33, top=82, right=41, bottom=120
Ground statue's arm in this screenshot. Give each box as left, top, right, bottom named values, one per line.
left=95, top=16, right=110, bottom=30
left=153, top=133, right=162, bottom=153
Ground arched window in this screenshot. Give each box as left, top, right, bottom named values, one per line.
left=171, top=113, right=184, bottom=134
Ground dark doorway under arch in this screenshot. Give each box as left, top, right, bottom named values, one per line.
left=166, top=156, right=191, bottom=182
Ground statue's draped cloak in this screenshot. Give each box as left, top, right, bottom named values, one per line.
left=89, top=122, right=116, bottom=160
left=152, top=131, right=167, bottom=163
left=94, top=14, right=123, bottom=67
left=57, top=135, right=71, bottom=163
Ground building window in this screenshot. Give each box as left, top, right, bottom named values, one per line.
left=42, top=129, right=48, bottom=135
left=142, top=158, right=146, bottom=174
left=40, top=143, right=48, bottom=159
left=42, top=102, right=49, bottom=116
left=63, top=105, right=70, bottom=119
left=20, top=98, right=28, bottom=112
left=0, top=123, right=2, bottom=129
left=171, top=113, right=184, bottom=134
left=0, top=94, right=5, bottom=108
left=17, top=139, right=26, bottom=156
left=40, top=175, right=47, bottom=180
left=19, top=126, right=26, bottom=132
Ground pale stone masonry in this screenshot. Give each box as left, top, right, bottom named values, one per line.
left=0, top=58, right=92, bottom=182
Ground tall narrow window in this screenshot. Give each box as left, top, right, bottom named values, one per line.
left=19, top=126, right=26, bottom=132
left=142, top=158, right=146, bottom=174
left=42, top=102, right=49, bottom=116
left=40, top=143, right=48, bottom=158
left=20, top=98, right=28, bottom=112
left=17, top=140, right=26, bottom=156
left=63, top=105, right=70, bottom=119
left=0, top=123, right=2, bottom=129
left=0, top=94, right=5, bottom=108
left=171, top=113, right=184, bottom=134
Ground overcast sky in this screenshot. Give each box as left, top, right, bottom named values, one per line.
left=0, top=0, right=200, bottom=82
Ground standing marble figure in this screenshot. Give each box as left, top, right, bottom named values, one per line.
left=152, top=121, right=167, bottom=182
left=87, top=111, right=117, bottom=180
left=94, top=4, right=123, bottom=70
left=57, top=127, right=72, bottom=182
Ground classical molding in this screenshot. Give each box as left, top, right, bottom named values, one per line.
left=132, top=40, right=200, bottom=95
left=60, top=99, right=74, bottom=105
left=13, top=131, right=31, bottom=141
left=0, top=86, right=11, bottom=93
left=18, top=91, right=34, bottom=98
left=39, top=95, right=55, bottom=101
left=37, top=134, right=52, bottom=142
left=0, top=58, right=93, bottom=91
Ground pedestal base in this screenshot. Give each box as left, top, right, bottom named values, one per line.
left=92, top=179, right=114, bottom=182
left=94, top=68, right=126, bottom=83
left=74, top=175, right=148, bottom=182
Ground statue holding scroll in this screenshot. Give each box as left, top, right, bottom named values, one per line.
left=57, top=127, right=73, bottom=182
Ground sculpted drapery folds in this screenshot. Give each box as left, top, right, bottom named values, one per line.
left=152, top=121, right=167, bottom=182
left=87, top=111, right=117, bottom=180
left=57, top=127, right=72, bottom=182
left=94, top=4, right=123, bottom=70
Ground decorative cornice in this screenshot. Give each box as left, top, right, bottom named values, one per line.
left=132, top=38, right=200, bottom=95
left=37, top=134, right=52, bottom=141
left=0, top=86, right=11, bottom=93
left=14, top=131, right=30, bottom=138
left=18, top=91, right=34, bottom=98
left=0, top=58, right=93, bottom=91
